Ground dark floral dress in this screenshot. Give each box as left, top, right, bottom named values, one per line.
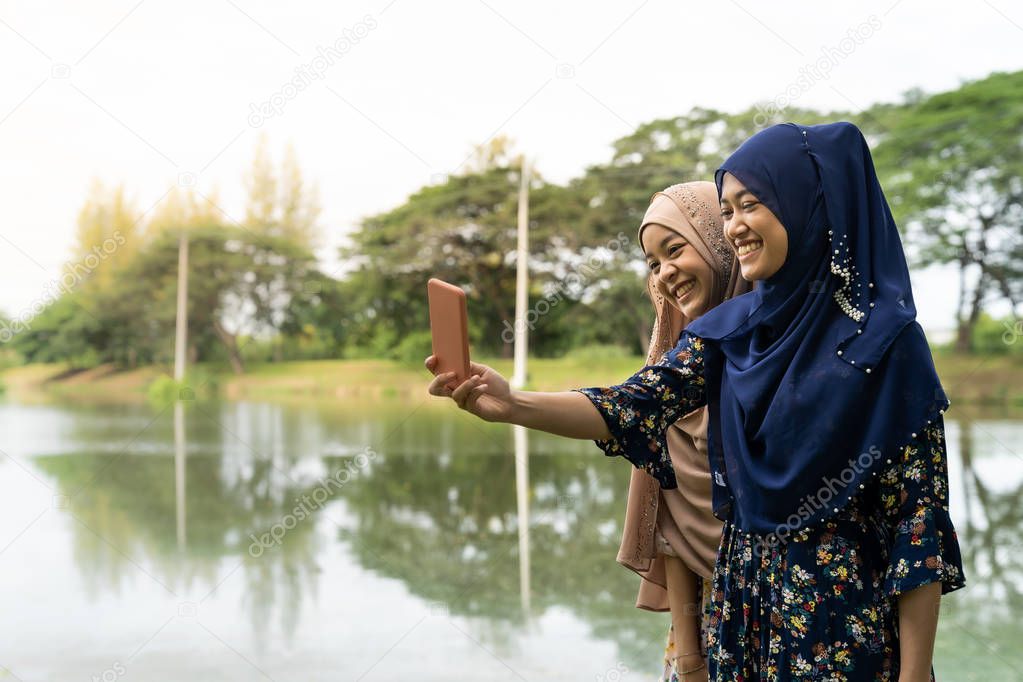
left=574, top=332, right=965, bottom=681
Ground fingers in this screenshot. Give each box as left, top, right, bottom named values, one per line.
left=428, top=371, right=456, bottom=396
left=466, top=382, right=489, bottom=412
left=451, top=374, right=482, bottom=408
left=424, top=355, right=437, bottom=372
left=468, top=362, right=500, bottom=387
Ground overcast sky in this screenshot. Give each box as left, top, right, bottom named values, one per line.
left=2, top=0, right=1021, bottom=337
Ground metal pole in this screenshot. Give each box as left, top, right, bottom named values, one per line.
left=511, top=159, right=530, bottom=389
left=174, top=234, right=188, bottom=382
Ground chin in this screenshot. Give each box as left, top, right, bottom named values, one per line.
left=741, top=262, right=766, bottom=281
left=681, top=299, right=708, bottom=319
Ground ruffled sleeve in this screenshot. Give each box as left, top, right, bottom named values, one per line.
left=880, top=418, right=966, bottom=597
left=572, top=331, right=708, bottom=490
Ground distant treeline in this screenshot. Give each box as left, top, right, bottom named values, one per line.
left=3, top=71, right=1022, bottom=372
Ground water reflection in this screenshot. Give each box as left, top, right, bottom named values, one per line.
left=514, top=424, right=531, bottom=617
left=175, top=401, right=186, bottom=550
left=936, top=418, right=1023, bottom=677
left=2, top=398, right=1021, bottom=679
left=26, top=402, right=356, bottom=655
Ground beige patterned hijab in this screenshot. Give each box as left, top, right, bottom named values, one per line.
left=619, top=181, right=751, bottom=610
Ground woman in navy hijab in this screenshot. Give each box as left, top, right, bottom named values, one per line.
left=426, top=121, right=965, bottom=680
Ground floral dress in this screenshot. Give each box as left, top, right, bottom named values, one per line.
left=574, top=332, right=965, bottom=681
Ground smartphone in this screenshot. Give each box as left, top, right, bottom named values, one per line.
left=427, top=278, right=471, bottom=384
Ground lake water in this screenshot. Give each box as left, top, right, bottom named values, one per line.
left=0, top=396, right=1020, bottom=681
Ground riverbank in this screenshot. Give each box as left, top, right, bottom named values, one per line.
left=3, top=350, right=1023, bottom=409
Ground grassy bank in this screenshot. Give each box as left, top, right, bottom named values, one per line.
left=0, top=355, right=638, bottom=404
left=3, top=350, right=1023, bottom=409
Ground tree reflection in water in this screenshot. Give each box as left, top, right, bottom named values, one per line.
left=27, top=400, right=1023, bottom=676
left=32, top=401, right=345, bottom=653
left=938, top=416, right=1023, bottom=676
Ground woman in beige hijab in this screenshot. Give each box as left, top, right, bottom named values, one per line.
left=628, top=181, right=749, bottom=681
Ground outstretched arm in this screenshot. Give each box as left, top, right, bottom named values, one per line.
left=509, top=389, right=614, bottom=440
left=424, top=357, right=612, bottom=439
left=426, top=331, right=710, bottom=489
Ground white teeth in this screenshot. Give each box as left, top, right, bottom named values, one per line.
left=737, top=241, right=764, bottom=256
left=675, top=281, right=695, bottom=298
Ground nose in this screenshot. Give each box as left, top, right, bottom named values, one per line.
left=657, top=260, right=678, bottom=286
left=724, top=214, right=749, bottom=243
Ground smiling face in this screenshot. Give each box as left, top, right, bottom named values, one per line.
left=641, top=223, right=717, bottom=319
left=719, top=172, right=789, bottom=281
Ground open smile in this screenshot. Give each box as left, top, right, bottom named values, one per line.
left=735, top=239, right=764, bottom=260
left=671, top=279, right=696, bottom=302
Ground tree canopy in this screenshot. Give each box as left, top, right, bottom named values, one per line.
left=7, top=71, right=1021, bottom=369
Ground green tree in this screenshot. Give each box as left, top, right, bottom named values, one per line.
left=343, top=144, right=541, bottom=358
left=873, top=71, right=1023, bottom=351
left=9, top=293, right=103, bottom=366
left=114, top=224, right=318, bottom=373
left=12, top=182, right=145, bottom=367
left=17, top=141, right=327, bottom=372
left=70, top=180, right=142, bottom=291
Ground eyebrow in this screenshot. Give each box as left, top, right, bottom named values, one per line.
left=658, top=234, right=688, bottom=249
left=721, top=189, right=754, bottom=204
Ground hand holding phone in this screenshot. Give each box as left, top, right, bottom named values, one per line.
left=424, top=355, right=514, bottom=423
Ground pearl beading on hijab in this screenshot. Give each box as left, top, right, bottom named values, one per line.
left=828, top=228, right=866, bottom=323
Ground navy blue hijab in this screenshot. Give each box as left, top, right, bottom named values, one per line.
left=687, top=121, right=949, bottom=537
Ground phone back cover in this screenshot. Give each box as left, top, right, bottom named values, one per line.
left=427, top=279, right=470, bottom=381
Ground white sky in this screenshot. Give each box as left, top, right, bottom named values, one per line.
left=2, top=0, right=1021, bottom=339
